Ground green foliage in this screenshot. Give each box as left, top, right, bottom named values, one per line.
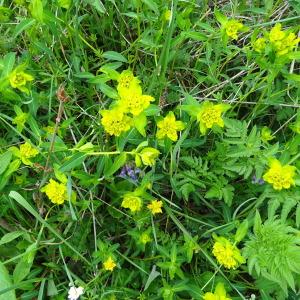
left=244, top=213, right=300, bottom=295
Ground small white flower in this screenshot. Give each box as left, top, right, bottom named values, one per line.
left=68, top=286, right=84, bottom=300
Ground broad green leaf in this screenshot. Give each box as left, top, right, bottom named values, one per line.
left=2, top=52, right=15, bottom=77
left=102, top=51, right=128, bottom=63
left=133, top=113, right=147, bottom=136
left=0, top=262, right=16, bottom=300
left=235, top=220, right=248, bottom=243
left=0, top=151, right=12, bottom=175
left=104, top=153, right=127, bottom=177
left=13, top=243, right=37, bottom=283
left=214, top=10, right=227, bottom=25
left=99, top=83, right=119, bottom=99
left=85, top=0, right=106, bottom=13
left=60, top=152, right=86, bottom=172
left=141, top=0, right=159, bottom=14
left=29, top=0, right=44, bottom=22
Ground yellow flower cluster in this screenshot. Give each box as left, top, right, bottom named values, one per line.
left=140, top=232, right=151, bottom=244
left=224, top=19, right=244, bottom=40
left=147, top=200, right=163, bottom=215
left=212, top=237, right=245, bottom=269
left=203, top=283, right=231, bottom=300
left=101, top=70, right=154, bottom=136
left=121, top=194, right=142, bottom=213
left=253, top=23, right=300, bottom=56
left=263, top=159, right=296, bottom=190
left=100, top=108, right=132, bottom=137
left=9, top=69, right=34, bottom=94
left=103, top=256, right=116, bottom=271
left=41, top=179, right=68, bottom=205
left=19, top=142, right=39, bottom=165
left=197, top=102, right=230, bottom=135
left=136, top=147, right=160, bottom=167
left=156, top=111, right=185, bottom=142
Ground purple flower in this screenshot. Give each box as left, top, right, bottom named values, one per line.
left=252, top=175, right=264, bottom=185
left=119, top=164, right=141, bottom=181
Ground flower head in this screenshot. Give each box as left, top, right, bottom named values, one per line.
left=269, top=24, right=300, bottom=56
left=261, top=126, right=274, bottom=143
left=140, top=232, right=152, bottom=244
left=117, top=69, right=141, bottom=98
left=119, top=87, right=155, bottom=116
left=68, top=286, right=84, bottom=300
left=121, top=194, right=142, bottom=213
left=13, top=112, right=28, bottom=132
left=41, top=179, right=67, bottom=205
left=147, top=200, right=163, bottom=215
left=197, top=101, right=230, bottom=135
left=101, top=108, right=132, bottom=136
left=156, top=111, right=185, bottom=141
left=138, top=147, right=160, bottom=167
left=9, top=69, right=34, bottom=94
left=224, top=19, right=244, bottom=40
left=212, top=236, right=245, bottom=269
left=19, top=142, right=39, bottom=165
left=103, top=256, right=117, bottom=271
left=263, top=159, right=296, bottom=190
left=203, top=283, right=231, bottom=300
left=253, top=37, right=266, bottom=53
left=269, top=23, right=285, bottom=43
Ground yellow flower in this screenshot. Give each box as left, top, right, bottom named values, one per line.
left=137, top=147, right=160, bottom=167
left=164, top=10, right=172, bottom=22
left=268, top=24, right=300, bottom=56
left=212, top=236, right=245, bottom=269
left=100, top=108, right=132, bottom=136
left=13, top=112, right=28, bottom=132
left=269, top=23, right=285, bottom=43
left=119, top=87, right=155, bottom=116
left=41, top=179, right=67, bottom=205
left=224, top=19, right=244, bottom=40
left=156, top=111, right=185, bottom=141
left=261, top=126, right=274, bottom=143
left=203, top=283, right=231, bottom=300
left=147, top=200, right=163, bottom=215
left=9, top=69, right=34, bottom=94
left=196, top=101, right=230, bottom=135
left=117, top=69, right=141, bottom=98
left=140, top=232, right=151, bottom=244
left=103, top=256, right=117, bottom=271
left=19, top=142, right=39, bottom=165
left=263, top=159, right=296, bottom=190
left=253, top=37, right=266, bottom=53
left=121, top=194, right=142, bottom=213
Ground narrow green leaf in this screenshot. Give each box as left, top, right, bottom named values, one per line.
left=104, top=153, right=127, bottom=177
left=0, top=151, right=12, bottom=175
left=102, top=51, right=128, bottom=63
left=0, top=231, right=23, bottom=246
left=2, top=52, right=15, bottom=77
left=13, top=19, right=36, bottom=39
left=0, top=262, right=16, bottom=300
left=60, top=152, right=86, bottom=172
left=8, top=191, right=91, bottom=266
left=133, top=113, right=147, bottom=136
